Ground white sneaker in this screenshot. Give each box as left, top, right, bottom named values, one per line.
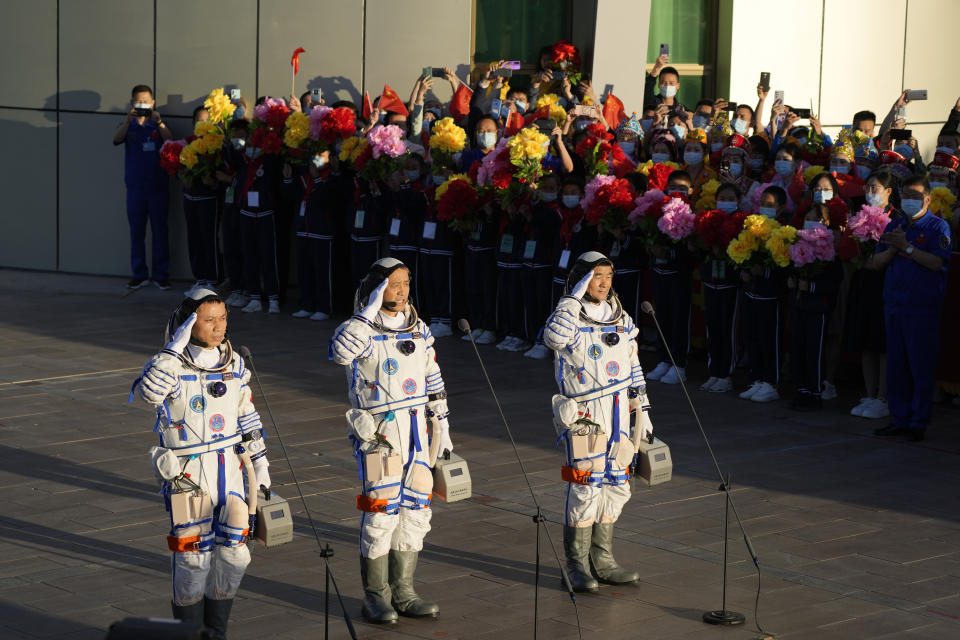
left=292, top=309, right=312, bottom=318
left=508, top=340, right=532, bottom=353
left=661, top=367, right=686, bottom=385
left=700, top=377, right=719, bottom=391
left=462, top=328, right=484, bottom=342
left=861, top=398, right=890, bottom=419
left=241, top=299, right=262, bottom=313
left=310, top=311, right=330, bottom=321
left=646, top=362, right=671, bottom=381
left=497, top=336, right=518, bottom=351
left=477, top=330, right=497, bottom=345
left=524, top=344, right=550, bottom=359
left=821, top=380, right=838, bottom=400
left=850, top=397, right=871, bottom=417
left=229, top=294, right=249, bottom=308
left=739, top=380, right=762, bottom=400
left=429, top=322, right=453, bottom=338
left=709, top=377, right=733, bottom=393
left=268, top=300, right=280, bottom=314
left=184, top=281, right=203, bottom=297
left=751, top=382, right=780, bottom=403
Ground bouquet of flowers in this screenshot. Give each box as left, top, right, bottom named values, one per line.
left=657, top=197, right=696, bottom=242
left=575, top=123, right=634, bottom=177
left=929, top=186, right=957, bottom=221
left=246, top=97, right=289, bottom=158
left=636, top=160, right=679, bottom=191
left=582, top=174, right=637, bottom=234
left=789, top=223, right=836, bottom=276
left=765, top=224, right=799, bottom=267
left=548, top=40, right=582, bottom=87
left=310, top=106, right=356, bottom=147
left=253, top=98, right=291, bottom=131
left=202, top=88, right=237, bottom=126
left=159, top=139, right=186, bottom=176
left=435, top=174, right=480, bottom=232
left=534, top=94, right=567, bottom=125
left=477, top=129, right=550, bottom=207
left=506, top=126, right=550, bottom=183
left=694, top=178, right=721, bottom=210
left=359, top=124, right=407, bottom=181
left=694, top=209, right=748, bottom=259
left=628, top=188, right=667, bottom=245
left=179, top=121, right=224, bottom=180
left=429, top=117, right=467, bottom=171
left=844, top=204, right=889, bottom=266
left=282, top=111, right=311, bottom=162
left=338, top=135, right=371, bottom=172
left=726, top=214, right=781, bottom=266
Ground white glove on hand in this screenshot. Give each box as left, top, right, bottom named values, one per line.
left=165, top=312, right=197, bottom=354
left=359, top=278, right=389, bottom=322
left=570, top=270, right=594, bottom=300
left=345, top=409, right=377, bottom=442
left=434, top=416, right=454, bottom=456
left=639, top=411, right=654, bottom=442
left=253, top=457, right=271, bottom=490
left=552, top=395, right=579, bottom=431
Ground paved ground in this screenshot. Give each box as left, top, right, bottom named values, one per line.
left=1, top=270, right=959, bottom=639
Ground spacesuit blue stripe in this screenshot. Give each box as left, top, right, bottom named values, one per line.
left=217, top=452, right=226, bottom=508
left=128, top=377, right=140, bottom=403
left=411, top=410, right=422, bottom=453
left=367, top=482, right=402, bottom=491
left=205, top=374, right=223, bottom=380
left=611, top=393, right=620, bottom=442
left=573, top=452, right=606, bottom=462
left=172, top=517, right=213, bottom=529
left=181, top=374, right=197, bottom=381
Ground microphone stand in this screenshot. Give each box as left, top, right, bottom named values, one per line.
left=639, top=304, right=757, bottom=627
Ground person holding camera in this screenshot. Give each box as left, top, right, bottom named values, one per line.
left=113, top=84, right=172, bottom=290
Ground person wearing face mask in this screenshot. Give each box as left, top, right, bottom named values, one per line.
left=646, top=132, right=678, bottom=165
left=853, top=136, right=879, bottom=182
left=927, top=151, right=959, bottom=197
left=644, top=53, right=688, bottom=114
left=786, top=205, right=844, bottom=411
left=281, top=149, right=339, bottom=322
left=551, top=179, right=595, bottom=305
left=614, top=115, right=643, bottom=162
left=218, top=118, right=250, bottom=309
left=700, top=183, right=743, bottom=393
left=845, top=171, right=897, bottom=420
left=387, top=153, right=429, bottom=310
left=731, top=103, right=753, bottom=137
left=868, top=176, right=952, bottom=442
left=769, top=143, right=802, bottom=212
left=719, top=135, right=755, bottom=207
left=747, top=135, right=770, bottom=179
left=522, top=174, right=564, bottom=360
left=646, top=172, right=696, bottom=385
left=738, top=186, right=788, bottom=404
left=419, top=167, right=458, bottom=338
left=680, top=130, right=717, bottom=204
left=691, top=100, right=714, bottom=133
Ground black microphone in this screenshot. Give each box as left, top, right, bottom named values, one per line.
left=458, top=318, right=471, bottom=334
left=238, top=345, right=252, bottom=360
left=641, top=300, right=655, bottom=315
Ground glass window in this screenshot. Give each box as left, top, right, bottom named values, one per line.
left=647, top=0, right=714, bottom=109
left=474, top=0, right=570, bottom=65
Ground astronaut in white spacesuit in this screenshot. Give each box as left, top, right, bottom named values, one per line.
left=543, top=252, right=652, bottom=593
left=330, top=257, right=453, bottom=624
left=134, top=288, right=270, bottom=638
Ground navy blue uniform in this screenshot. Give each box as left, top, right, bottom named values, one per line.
left=282, top=168, right=340, bottom=314
left=701, top=256, right=741, bottom=379
left=789, top=261, right=843, bottom=396
left=119, top=119, right=169, bottom=281
left=220, top=152, right=245, bottom=296
left=607, top=231, right=645, bottom=323
left=877, top=211, right=952, bottom=431
left=349, top=178, right=390, bottom=293
left=389, top=181, right=427, bottom=307
left=551, top=206, right=595, bottom=304
left=465, top=208, right=500, bottom=333
left=182, top=176, right=219, bottom=285
left=650, top=243, right=695, bottom=368
left=741, top=265, right=782, bottom=386
left=418, top=184, right=456, bottom=326
left=233, top=153, right=281, bottom=302
left=523, top=201, right=562, bottom=344
left=496, top=213, right=526, bottom=339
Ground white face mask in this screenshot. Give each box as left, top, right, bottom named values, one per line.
left=540, top=191, right=558, bottom=202
left=660, top=84, right=678, bottom=98
left=758, top=206, right=778, bottom=218
left=562, top=195, right=581, bottom=208
left=929, top=180, right=948, bottom=191
left=432, top=174, right=446, bottom=186
left=865, top=191, right=885, bottom=207
left=617, top=141, right=636, bottom=155
left=728, top=162, right=743, bottom=177
left=717, top=200, right=738, bottom=213
left=515, top=101, right=527, bottom=113
left=856, top=164, right=872, bottom=180
left=133, top=102, right=152, bottom=110
left=230, top=138, right=246, bottom=150
left=651, top=152, right=671, bottom=164
left=812, top=190, right=833, bottom=204
left=403, top=169, right=420, bottom=181
left=477, top=131, right=496, bottom=149
left=684, top=151, right=704, bottom=166
left=803, top=220, right=824, bottom=230
left=901, top=198, right=925, bottom=216
left=311, top=155, right=327, bottom=169
left=732, top=118, right=748, bottom=135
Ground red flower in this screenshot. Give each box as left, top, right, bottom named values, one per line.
left=492, top=167, right=512, bottom=190
left=158, top=141, right=184, bottom=176
left=647, top=163, right=676, bottom=192
left=585, top=178, right=636, bottom=228
left=265, top=104, right=291, bottom=130
left=353, top=143, right=372, bottom=171
left=438, top=181, right=478, bottom=221
left=826, top=197, right=849, bottom=229
left=551, top=41, right=581, bottom=67
left=721, top=212, right=749, bottom=244
left=837, top=228, right=860, bottom=261
left=467, top=160, right=481, bottom=183
left=320, top=107, right=356, bottom=144
left=250, top=128, right=283, bottom=154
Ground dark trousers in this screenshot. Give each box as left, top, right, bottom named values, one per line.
left=275, top=201, right=294, bottom=300
left=126, top=187, right=169, bottom=281
left=420, top=250, right=453, bottom=324
left=886, top=310, right=940, bottom=430
left=465, top=248, right=497, bottom=331
left=389, top=247, right=419, bottom=307
left=350, top=238, right=382, bottom=294
left=497, top=265, right=523, bottom=337
left=523, top=266, right=553, bottom=343
left=222, top=207, right=244, bottom=293
left=239, top=214, right=279, bottom=300
left=704, top=287, right=739, bottom=378
left=614, top=270, right=642, bottom=323
left=791, top=306, right=827, bottom=394
left=742, top=296, right=779, bottom=385
left=296, top=236, right=333, bottom=314
left=183, top=197, right=218, bottom=284
left=651, top=271, right=692, bottom=367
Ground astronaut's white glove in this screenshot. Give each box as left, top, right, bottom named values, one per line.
left=569, top=270, right=594, bottom=301
left=433, top=415, right=454, bottom=456
left=359, top=278, right=389, bottom=323
left=149, top=446, right=181, bottom=482
left=551, top=394, right=580, bottom=434
left=345, top=409, right=377, bottom=442
left=638, top=411, right=654, bottom=442
left=253, top=457, right=271, bottom=490
left=165, top=312, right=197, bottom=354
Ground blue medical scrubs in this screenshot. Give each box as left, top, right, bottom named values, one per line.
left=122, top=119, right=169, bottom=281
left=876, top=209, right=952, bottom=432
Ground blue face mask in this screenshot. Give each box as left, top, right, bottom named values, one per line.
left=728, top=162, right=743, bottom=177
left=651, top=152, right=671, bottom=164
left=514, top=101, right=527, bottom=113
left=759, top=206, right=778, bottom=218
left=894, top=144, right=913, bottom=160
left=929, top=180, right=948, bottom=191
left=540, top=191, right=558, bottom=202
left=477, top=131, right=497, bottom=149
left=717, top=200, right=738, bottom=213
left=640, top=118, right=653, bottom=132
left=692, top=115, right=709, bottom=129
left=423, top=119, right=434, bottom=133
left=865, top=191, right=885, bottom=207
left=749, top=158, right=764, bottom=171
left=856, top=164, right=872, bottom=180
left=774, top=160, right=794, bottom=177
left=617, top=141, right=635, bottom=155
left=732, top=118, right=748, bottom=135
left=562, top=195, right=581, bottom=208
left=812, top=190, right=833, bottom=204
left=670, top=125, right=686, bottom=140
left=901, top=198, right=924, bottom=216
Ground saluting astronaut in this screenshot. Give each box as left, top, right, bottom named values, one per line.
left=133, top=288, right=270, bottom=639
left=543, top=252, right=654, bottom=592
left=330, top=258, right=454, bottom=624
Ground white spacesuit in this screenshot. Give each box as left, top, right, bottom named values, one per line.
left=133, top=288, right=269, bottom=638
left=330, top=257, right=452, bottom=624
left=543, top=252, right=651, bottom=592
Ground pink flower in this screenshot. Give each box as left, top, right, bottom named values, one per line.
left=749, top=181, right=776, bottom=213
left=628, top=189, right=665, bottom=223
left=789, top=240, right=815, bottom=266
left=797, top=225, right=836, bottom=261
left=848, top=204, right=889, bottom=242
left=253, top=97, right=286, bottom=122
left=367, top=124, right=407, bottom=159
left=657, top=197, right=696, bottom=241
left=308, top=105, right=332, bottom=140
left=583, top=174, right=616, bottom=212
left=477, top=139, right=509, bottom=186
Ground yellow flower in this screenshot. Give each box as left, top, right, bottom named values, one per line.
left=202, top=88, right=237, bottom=125
left=536, top=93, right=560, bottom=108
left=765, top=225, right=798, bottom=267
left=636, top=159, right=680, bottom=175
left=339, top=136, right=369, bottom=163
left=430, top=118, right=467, bottom=153
left=726, top=233, right=753, bottom=264
left=435, top=173, right=470, bottom=201
left=507, top=127, right=549, bottom=165
left=929, top=186, right=956, bottom=220
left=180, top=141, right=201, bottom=169
left=744, top=214, right=779, bottom=242
left=803, top=165, right=825, bottom=184
left=197, top=132, right=223, bottom=154
left=695, top=178, right=721, bottom=210
left=194, top=121, right=219, bottom=139
left=284, top=112, right=310, bottom=148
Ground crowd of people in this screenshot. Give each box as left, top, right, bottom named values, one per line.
left=116, top=42, right=956, bottom=440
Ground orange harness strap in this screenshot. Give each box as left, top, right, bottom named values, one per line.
left=561, top=466, right=594, bottom=485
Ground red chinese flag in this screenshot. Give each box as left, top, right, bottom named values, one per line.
left=602, top=93, right=625, bottom=131
left=504, top=111, right=525, bottom=137
left=290, top=47, right=306, bottom=75
left=362, top=91, right=373, bottom=121
left=449, top=83, right=473, bottom=121
left=379, top=84, right=409, bottom=117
